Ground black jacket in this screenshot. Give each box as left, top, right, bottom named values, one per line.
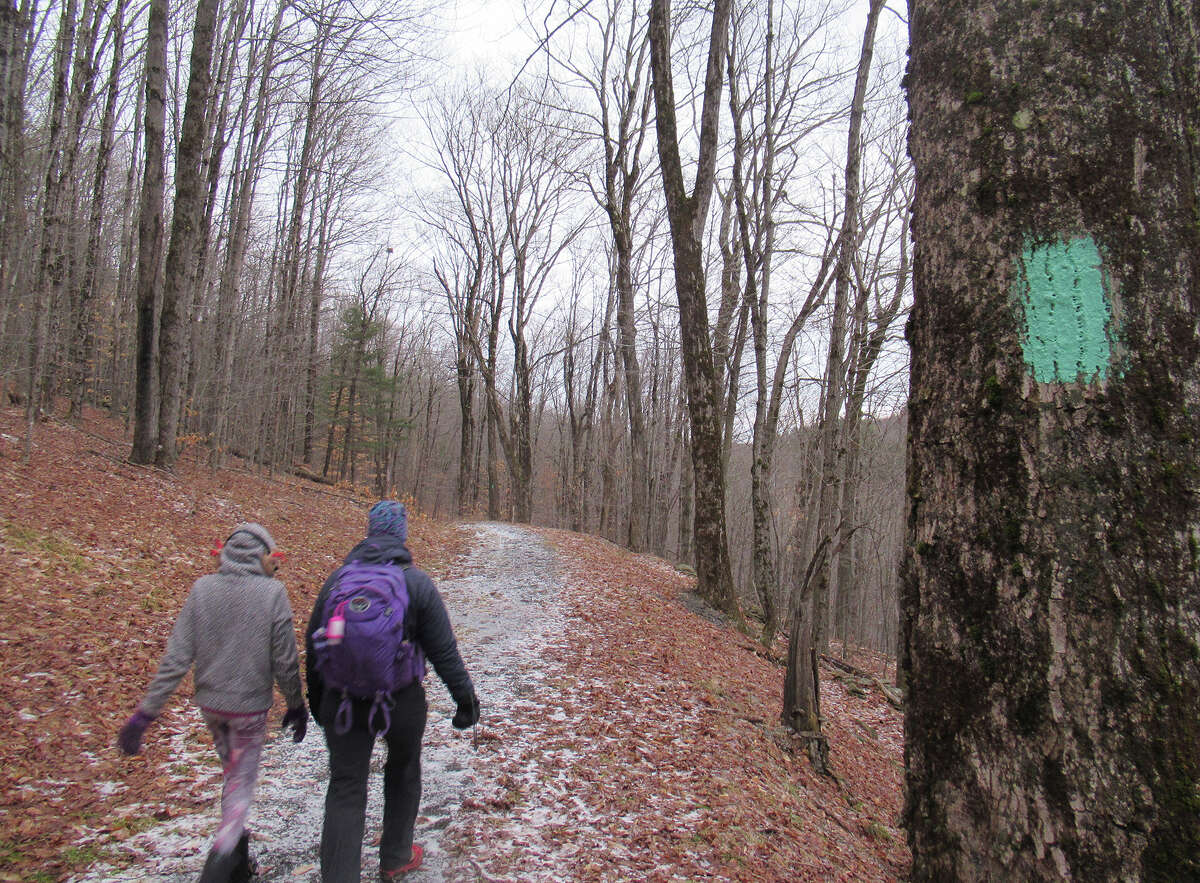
left=305, top=534, right=474, bottom=722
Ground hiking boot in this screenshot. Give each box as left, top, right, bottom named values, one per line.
left=379, top=843, right=423, bottom=878
left=198, top=831, right=258, bottom=883
left=231, top=831, right=259, bottom=882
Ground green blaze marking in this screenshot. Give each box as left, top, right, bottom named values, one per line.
left=1015, top=236, right=1114, bottom=383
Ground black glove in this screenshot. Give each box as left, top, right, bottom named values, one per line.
left=452, top=693, right=480, bottom=730
left=282, top=705, right=308, bottom=743
left=118, top=709, right=155, bottom=755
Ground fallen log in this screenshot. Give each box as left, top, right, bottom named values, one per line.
left=821, top=653, right=904, bottom=709
left=294, top=466, right=337, bottom=486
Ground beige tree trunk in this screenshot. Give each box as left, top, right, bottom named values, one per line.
left=905, top=0, right=1200, bottom=877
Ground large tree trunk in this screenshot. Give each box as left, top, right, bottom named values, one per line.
left=129, top=0, right=168, bottom=464
left=648, top=0, right=741, bottom=623
left=904, top=0, right=1200, bottom=878
left=154, top=0, right=219, bottom=466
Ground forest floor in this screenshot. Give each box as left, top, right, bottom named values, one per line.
left=0, top=405, right=909, bottom=881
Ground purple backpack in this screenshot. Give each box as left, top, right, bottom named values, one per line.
left=314, top=561, right=426, bottom=734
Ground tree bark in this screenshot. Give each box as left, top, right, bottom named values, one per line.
left=0, top=0, right=28, bottom=344
left=154, top=0, right=219, bottom=466
left=905, top=0, right=1200, bottom=877
left=129, top=0, right=168, bottom=464
left=648, top=0, right=741, bottom=623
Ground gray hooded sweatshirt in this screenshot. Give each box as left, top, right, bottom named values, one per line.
left=140, top=523, right=304, bottom=716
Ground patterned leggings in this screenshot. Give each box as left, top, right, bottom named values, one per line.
left=201, top=709, right=268, bottom=855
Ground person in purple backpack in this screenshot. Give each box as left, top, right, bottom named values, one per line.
left=306, top=500, right=479, bottom=881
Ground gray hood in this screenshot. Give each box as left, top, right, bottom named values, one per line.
left=219, top=522, right=276, bottom=577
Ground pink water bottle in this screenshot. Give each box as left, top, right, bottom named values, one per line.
left=327, top=602, right=347, bottom=645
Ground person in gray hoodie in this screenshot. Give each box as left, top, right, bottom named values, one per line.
left=118, top=522, right=307, bottom=883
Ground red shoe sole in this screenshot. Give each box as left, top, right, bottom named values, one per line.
left=381, top=842, right=423, bottom=877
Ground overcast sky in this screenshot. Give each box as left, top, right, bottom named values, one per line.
left=444, top=0, right=538, bottom=68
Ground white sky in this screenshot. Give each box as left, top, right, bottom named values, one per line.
left=444, top=0, right=539, bottom=68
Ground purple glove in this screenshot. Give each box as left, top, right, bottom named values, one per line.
left=281, top=705, right=308, bottom=743
left=118, top=709, right=155, bottom=755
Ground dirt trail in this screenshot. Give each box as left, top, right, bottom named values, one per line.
left=73, top=523, right=562, bottom=882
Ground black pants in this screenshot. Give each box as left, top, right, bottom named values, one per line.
left=318, top=684, right=427, bottom=881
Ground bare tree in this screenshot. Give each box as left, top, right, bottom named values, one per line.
left=726, top=0, right=841, bottom=645
left=782, top=0, right=883, bottom=767
left=425, top=84, right=492, bottom=516
left=546, top=0, right=657, bottom=550
left=23, top=0, right=79, bottom=457
left=647, top=0, right=741, bottom=622
left=129, top=0, right=168, bottom=464
left=210, top=0, right=290, bottom=466
left=152, top=0, right=221, bottom=466
left=67, top=0, right=128, bottom=420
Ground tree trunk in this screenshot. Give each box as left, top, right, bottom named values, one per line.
left=129, top=0, right=168, bottom=464
left=783, top=0, right=882, bottom=740
left=303, top=183, right=333, bottom=466
left=677, top=417, right=693, bottom=565
left=905, top=0, right=1200, bottom=877
left=154, top=0, right=219, bottom=466
left=111, top=73, right=142, bottom=419
left=613, top=224, right=648, bottom=550
left=486, top=396, right=500, bottom=520
left=24, top=0, right=77, bottom=457
left=68, top=0, right=126, bottom=420
left=455, top=344, right=475, bottom=515
left=511, top=327, right=534, bottom=522
left=648, top=0, right=741, bottom=623
left=0, top=0, right=28, bottom=344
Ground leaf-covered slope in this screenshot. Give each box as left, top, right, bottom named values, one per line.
left=442, top=528, right=909, bottom=881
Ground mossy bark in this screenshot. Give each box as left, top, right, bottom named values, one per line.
left=905, top=1, right=1200, bottom=878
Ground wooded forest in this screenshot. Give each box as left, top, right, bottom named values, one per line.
left=4, top=0, right=1197, bottom=875
left=1, top=0, right=909, bottom=748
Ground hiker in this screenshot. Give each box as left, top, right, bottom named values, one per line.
left=307, top=500, right=479, bottom=881
left=117, top=522, right=308, bottom=882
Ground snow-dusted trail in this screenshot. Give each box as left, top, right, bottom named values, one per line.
left=74, top=523, right=563, bottom=882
